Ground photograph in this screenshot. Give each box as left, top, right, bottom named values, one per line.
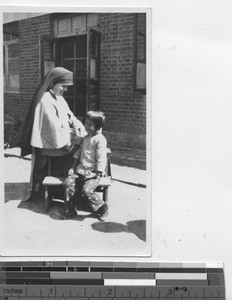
left=2, top=8, right=151, bottom=257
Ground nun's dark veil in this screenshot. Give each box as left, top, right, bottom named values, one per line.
left=18, top=67, right=73, bottom=157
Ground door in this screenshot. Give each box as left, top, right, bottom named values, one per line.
left=55, top=30, right=100, bottom=120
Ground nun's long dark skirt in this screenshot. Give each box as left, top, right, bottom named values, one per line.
left=32, top=148, right=73, bottom=199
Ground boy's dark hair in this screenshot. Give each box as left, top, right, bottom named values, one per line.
left=85, top=110, right=105, bottom=130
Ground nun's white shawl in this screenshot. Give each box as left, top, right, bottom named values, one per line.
left=30, top=91, right=74, bottom=149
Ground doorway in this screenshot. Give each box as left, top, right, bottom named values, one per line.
left=55, top=30, right=100, bottom=120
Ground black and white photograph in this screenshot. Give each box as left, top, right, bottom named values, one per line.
left=4, top=0, right=232, bottom=298
left=2, top=8, right=151, bottom=257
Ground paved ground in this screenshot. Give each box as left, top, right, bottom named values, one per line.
left=109, top=145, right=146, bottom=171
left=2, top=146, right=150, bottom=258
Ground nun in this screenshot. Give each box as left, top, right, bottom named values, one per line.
left=18, top=67, right=86, bottom=217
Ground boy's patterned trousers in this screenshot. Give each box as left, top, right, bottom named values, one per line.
left=63, top=173, right=104, bottom=211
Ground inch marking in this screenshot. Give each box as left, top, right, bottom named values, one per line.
left=0, top=285, right=225, bottom=299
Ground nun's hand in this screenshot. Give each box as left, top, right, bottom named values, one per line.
left=63, top=141, right=72, bottom=150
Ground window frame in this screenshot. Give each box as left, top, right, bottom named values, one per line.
left=134, top=13, right=146, bottom=94
left=3, top=38, right=20, bottom=93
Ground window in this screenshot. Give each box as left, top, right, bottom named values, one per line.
left=55, top=28, right=100, bottom=118
left=135, top=13, right=146, bottom=92
left=3, top=22, right=20, bottom=92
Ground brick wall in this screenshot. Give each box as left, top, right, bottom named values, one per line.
left=4, top=93, right=21, bottom=116
left=19, top=14, right=53, bottom=115
left=99, top=13, right=146, bottom=149
left=4, top=13, right=146, bottom=149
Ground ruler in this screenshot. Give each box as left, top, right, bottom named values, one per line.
left=0, top=261, right=225, bottom=299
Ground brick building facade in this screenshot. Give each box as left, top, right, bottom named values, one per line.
left=4, top=13, right=146, bottom=149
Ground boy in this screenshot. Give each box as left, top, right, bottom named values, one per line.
left=63, top=110, right=108, bottom=221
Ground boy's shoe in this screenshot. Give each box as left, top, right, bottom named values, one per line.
left=96, top=203, right=109, bottom=221
left=63, top=207, right=77, bottom=219
left=50, top=207, right=77, bottom=220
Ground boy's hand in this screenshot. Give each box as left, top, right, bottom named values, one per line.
left=84, top=170, right=96, bottom=179
left=68, top=168, right=74, bottom=176
left=70, top=128, right=76, bottom=135
left=84, top=170, right=91, bottom=177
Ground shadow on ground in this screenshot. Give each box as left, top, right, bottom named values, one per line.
left=4, top=182, right=30, bottom=203
left=91, top=220, right=146, bottom=242
left=4, top=182, right=94, bottom=220
left=4, top=153, right=31, bottom=160
left=17, top=195, right=97, bottom=221
left=5, top=183, right=146, bottom=238
left=4, top=184, right=96, bottom=221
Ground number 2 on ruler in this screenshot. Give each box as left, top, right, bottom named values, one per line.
left=107, top=289, right=113, bottom=297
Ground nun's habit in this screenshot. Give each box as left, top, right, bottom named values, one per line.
left=18, top=67, right=86, bottom=198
